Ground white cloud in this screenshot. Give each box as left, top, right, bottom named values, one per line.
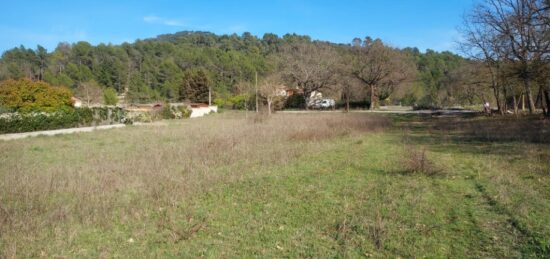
left=143, top=15, right=185, bottom=27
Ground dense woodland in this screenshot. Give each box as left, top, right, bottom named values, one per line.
left=0, top=32, right=470, bottom=107
left=0, top=0, right=548, bottom=115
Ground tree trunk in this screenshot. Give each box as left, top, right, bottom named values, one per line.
left=244, top=100, right=248, bottom=120
left=513, top=95, right=518, bottom=114
left=492, top=84, right=502, bottom=115
left=544, top=89, right=550, bottom=118
left=86, top=87, right=90, bottom=106
left=523, top=78, right=536, bottom=114
left=541, top=90, right=548, bottom=117
left=502, top=86, right=508, bottom=113
left=267, top=99, right=272, bottom=116
left=535, top=86, right=543, bottom=108
left=304, top=90, right=310, bottom=110
left=521, top=93, right=525, bottom=112
left=208, top=87, right=212, bottom=106
left=345, top=90, right=350, bottom=113
left=255, top=71, right=259, bottom=113
left=370, top=85, right=377, bottom=111
left=125, top=61, right=132, bottom=105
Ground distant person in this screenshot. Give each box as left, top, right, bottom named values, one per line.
left=483, top=102, right=491, bottom=114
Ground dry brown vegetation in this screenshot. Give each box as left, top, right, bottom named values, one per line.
left=0, top=112, right=389, bottom=257
left=402, top=146, right=440, bottom=176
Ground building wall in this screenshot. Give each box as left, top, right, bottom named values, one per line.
left=190, top=106, right=218, bottom=118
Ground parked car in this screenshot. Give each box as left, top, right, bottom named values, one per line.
left=310, top=99, right=335, bottom=109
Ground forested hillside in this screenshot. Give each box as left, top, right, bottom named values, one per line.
left=0, top=31, right=475, bottom=106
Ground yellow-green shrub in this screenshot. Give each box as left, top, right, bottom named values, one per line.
left=0, top=79, right=73, bottom=113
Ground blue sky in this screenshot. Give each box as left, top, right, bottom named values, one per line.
left=0, top=0, right=476, bottom=54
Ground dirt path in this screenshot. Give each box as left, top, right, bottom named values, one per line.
left=281, top=109, right=478, bottom=115
left=0, top=124, right=126, bottom=141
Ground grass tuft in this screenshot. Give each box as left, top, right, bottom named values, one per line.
left=403, top=146, right=440, bottom=176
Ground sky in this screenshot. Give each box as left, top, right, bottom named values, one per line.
left=0, top=0, right=477, bottom=55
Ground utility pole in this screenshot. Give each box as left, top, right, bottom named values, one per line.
left=255, top=71, right=259, bottom=113
left=208, top=86, right=212, bottom=106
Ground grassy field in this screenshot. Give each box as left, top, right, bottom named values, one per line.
left=0, top=112, right=549, bottom=258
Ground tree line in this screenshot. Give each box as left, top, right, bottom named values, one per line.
left=0, top=0, right=547, bottom=115
left=0, top=32, right=467, bottom=109
left=462, top=0, right=549, bottom=116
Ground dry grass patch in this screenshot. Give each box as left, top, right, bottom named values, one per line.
left=403, top=146, right=440, bottom=176
left=287, top=114, right=390, bottom=141
left=0, top=112, right=389, bottom=257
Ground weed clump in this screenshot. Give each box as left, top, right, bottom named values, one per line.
left=403, top=146, right=440, bottom=176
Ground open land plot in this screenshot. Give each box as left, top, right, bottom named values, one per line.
left=0, top=112, right=549, bottom=258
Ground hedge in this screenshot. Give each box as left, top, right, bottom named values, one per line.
left=0, top=107, right=127, bottom=134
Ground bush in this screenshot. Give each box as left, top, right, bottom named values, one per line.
left=400, top=93, right=417, bottom=106
left=121, top=117, right=134, bottom=125
left=133, top=104, right=192, bottom=122
left=161, top=103, right=175, bottom=119
left=284, top=94, right=305, bottom=109
left=228, top=94, right=249, bottom=109
left=0, top=108, right=84, bottom=134
left=335, top=100, right=370, bottom=110
left=103, top=87, right=118, bottom=105
left=132, top=112, right=153, bottom=123
left=412, top=104, right=440, bottom=111
left=214, top=94, right=250, bottom=110
left=213, top=97, right=226, bottom=107
left=149, top=107, right=164, bottom=121
left=0, top=105, right=12, bottom=114
left=172, top=105, right=192, bottom=119
left=413, top=96, right=440, bottom=110
left=0, top=79, right=73, bottom=113
left=179, top=106, right=192, bottom=118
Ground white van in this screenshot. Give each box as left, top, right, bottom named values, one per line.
left=311, top=99, right=335, bottom=109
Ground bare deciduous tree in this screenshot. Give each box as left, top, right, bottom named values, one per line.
left=462, top=11, right=510, bottom=114
left=334, top=49, right=364, bottom=112
left=258, top=74, right=285, bottom=115
left=279, top=42, right=339, bottom=109
left=351, top=37, right=414, bottom=110
left=445, top=61, right=494, bottom=106
left=466, top=0, right=550, bottom=114
left=234, top=80, right=253, bottom=112
left=535, top=61, right=550, bottom=115
left=74, top=80, right=103, bottom=106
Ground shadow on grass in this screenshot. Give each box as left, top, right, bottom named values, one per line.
left=390, top=113, right=550, bottom=257
left=394, top=114, right=550, bottom=157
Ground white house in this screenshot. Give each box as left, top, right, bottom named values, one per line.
left=189, top=103, right=218, bottom=118
left=72, top=97, right=82, bottom=108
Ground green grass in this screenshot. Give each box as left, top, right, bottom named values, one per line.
left=0, top=112, right=548, bottom=258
